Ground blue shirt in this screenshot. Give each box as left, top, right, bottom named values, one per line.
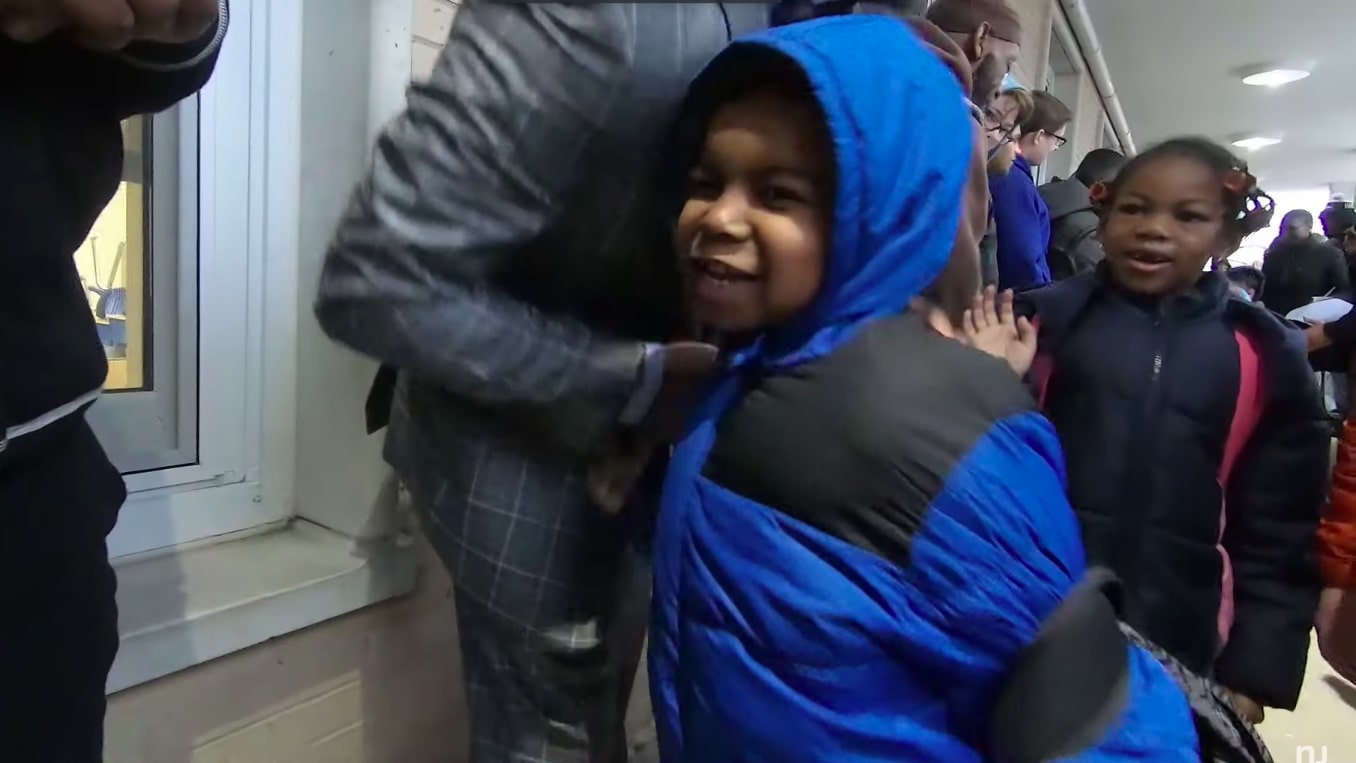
left=990, top=155, right=1053, bottom=291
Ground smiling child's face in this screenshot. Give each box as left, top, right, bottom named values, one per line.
left=1100, top=155, right=1231, bottom=296
left=675, top=89, right=833, bottom=335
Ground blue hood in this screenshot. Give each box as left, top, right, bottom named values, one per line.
left=679, top=15, right=973, bottom=371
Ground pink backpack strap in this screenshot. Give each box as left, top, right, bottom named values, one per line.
left=1220, top=329, right=1264, bottom=484
left=1215, top=328, right=1265, bottom=649
left=1028, top=316, right=1054, bottom=407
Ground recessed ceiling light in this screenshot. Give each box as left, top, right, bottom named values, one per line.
left=1240, top=68, right=1311, bottom=88
left=1232, top=136, right=1282, bottom=151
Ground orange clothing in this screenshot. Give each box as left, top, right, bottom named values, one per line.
left=1321, top=421, right=1356, bottom=588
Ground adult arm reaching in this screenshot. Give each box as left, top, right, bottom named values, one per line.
left=314, top=3, right=683, bottom=457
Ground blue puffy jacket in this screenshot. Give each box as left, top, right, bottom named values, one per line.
left=648, top=16, right=1225, bottom=763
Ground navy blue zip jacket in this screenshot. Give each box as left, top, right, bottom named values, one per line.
left=1022, top=269, right=1325, bottom=710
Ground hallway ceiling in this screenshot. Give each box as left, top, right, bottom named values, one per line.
left=1084, top=0, right=1356, bottom=191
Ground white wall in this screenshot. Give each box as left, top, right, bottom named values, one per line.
left=412, top=0, right=458, bottom=80
left=1041, top=1, right=1116, bottom=183
left=1010, top=0, right=1054, bottom=93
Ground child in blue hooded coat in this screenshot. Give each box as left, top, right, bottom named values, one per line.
left=647, top=15, right=1273, bottom=763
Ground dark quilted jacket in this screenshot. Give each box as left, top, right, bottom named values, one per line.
left=1021, top=269, right=1325, bottom=710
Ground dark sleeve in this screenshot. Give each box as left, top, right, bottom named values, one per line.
left=1213, top=352, right=1326, bottom=709
left=1324, top=307, right=1356, bottom=349
left=2, top=7, right=223, bottom=121
left=1327, top=246, right=1351, bottom=294
left=51, top=3, right=226, bottom=120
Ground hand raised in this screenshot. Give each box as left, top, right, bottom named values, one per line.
left=961, top=286, right=1037, bottom=376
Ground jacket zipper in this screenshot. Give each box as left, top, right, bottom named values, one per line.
left=1117, top=308, right=1168, bottom=622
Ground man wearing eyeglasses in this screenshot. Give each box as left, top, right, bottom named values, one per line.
left=0, top=2, right=226, bottom=760
left=983, top=88, right=1029, bottom=173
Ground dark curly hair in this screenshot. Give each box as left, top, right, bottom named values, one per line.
left=1099, top=137, right=1275, bottom=246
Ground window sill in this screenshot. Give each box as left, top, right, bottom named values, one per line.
left=108, top=519, right=418, bottom=694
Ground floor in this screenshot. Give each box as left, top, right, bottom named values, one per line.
left=625, top=652, right=658, bottom=763
left=1259, top=637, right=1355, bottom=762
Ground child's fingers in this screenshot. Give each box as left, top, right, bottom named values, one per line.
left=962, top=308, right=977, bottom=338
left=1016, top=315, right=1036, bottom=345
left=981, top=286, right=998, bottom=326
left=969, top=292, right=988, bottom=330
left=997, top=289, right=1017, bottom=326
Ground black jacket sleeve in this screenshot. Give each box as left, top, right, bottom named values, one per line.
left=1323, top=307, right=1356, bottom=348
left=88, top=2, right=227, bottom=120
left=1213, top=346, right=1326, bottom=709
left=1324, top=245, right=1352, bottom=296
left=5, top=1, right=226, bottom=120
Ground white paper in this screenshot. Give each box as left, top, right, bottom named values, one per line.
left=1285, top=298, right=1354, bottom=325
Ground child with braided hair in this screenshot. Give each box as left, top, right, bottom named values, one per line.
left=1015, top=137, right=1327, bottom=723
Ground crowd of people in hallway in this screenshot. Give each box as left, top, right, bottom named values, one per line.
left=7, top=0, right=1356, bottom=761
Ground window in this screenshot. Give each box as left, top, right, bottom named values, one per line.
left=95, top=0, right=292, bottom=559
left=84, top=109, right=198, bottom=477
left=79, top=118, right=148, bottom=392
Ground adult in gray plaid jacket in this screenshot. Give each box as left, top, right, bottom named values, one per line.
left=314, top=3, right=771, bottom=761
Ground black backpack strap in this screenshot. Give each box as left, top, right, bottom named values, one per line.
left=1119, top=626, right=1274, bottom=763
left=1047, top=214, right=1100, bottom=281
left=989, top=568, right=1131, bottom=763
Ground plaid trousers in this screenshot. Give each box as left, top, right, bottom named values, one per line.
left=390, top=381, right=651, bottom=763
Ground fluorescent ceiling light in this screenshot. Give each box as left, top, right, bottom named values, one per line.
left=1232, top=136, right=1282, bottom=151
left=1240, top=68, right=1310, bottom=88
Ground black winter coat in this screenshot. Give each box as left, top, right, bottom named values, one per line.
left=0, top=31, right=221, bottom=443
left=1022, top=270, right=1326, bottom=710
left=1261, top=235, right=1349, bottom=317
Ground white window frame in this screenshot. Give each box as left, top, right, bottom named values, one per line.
left=105, top=0, right=425, bottom=695
left=106, top=0, right=291, bottom=560
left=86, top=108, right=199, bottom=476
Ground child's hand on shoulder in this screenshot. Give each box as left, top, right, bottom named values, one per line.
left=961, top=286, right=1037, bottom=376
